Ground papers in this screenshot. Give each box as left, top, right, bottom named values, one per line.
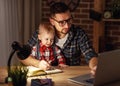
left=45, top=68, right=63, bottom=74
left=27, top=66, right=63, bottom=77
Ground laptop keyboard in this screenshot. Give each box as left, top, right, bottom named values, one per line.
left=85, top=78, right=94, bottom=84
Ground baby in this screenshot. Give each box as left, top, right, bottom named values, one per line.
left=31, top=23, right=67, bottom=70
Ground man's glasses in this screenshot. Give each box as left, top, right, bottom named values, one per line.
left=51, top=17, right=73, bottom=27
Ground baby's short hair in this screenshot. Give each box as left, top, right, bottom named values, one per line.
left=38, top=22, right=55, bottom=35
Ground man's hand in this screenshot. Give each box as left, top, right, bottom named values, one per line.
left=89, top=57, right=98, bottom=76
left=90, top=66, right=97, bottom=76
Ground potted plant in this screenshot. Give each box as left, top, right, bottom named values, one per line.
left=111, top=0, right=120, bottom=18
left=9, top=66, right=28, bottom=86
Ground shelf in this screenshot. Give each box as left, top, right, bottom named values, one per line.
left=102, top=18, right=120, bottom=22
left=93, top=0, right=120, bottom=53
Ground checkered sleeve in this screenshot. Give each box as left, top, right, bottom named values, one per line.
left=31, top=46, right=37, bottom=57
left=27, top=30, right=38, bottom=47
left=78, top=29, right=98, bottom=62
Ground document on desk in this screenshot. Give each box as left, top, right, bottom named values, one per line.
left=27, top=66, right=63, bottom=77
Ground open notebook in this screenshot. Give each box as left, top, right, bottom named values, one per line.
left=27, top=66, right=63, bottom=77
left=68, top=49, right=120, bottom=86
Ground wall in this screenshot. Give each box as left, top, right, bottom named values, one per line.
left=41, top=0, right=120, bottom=51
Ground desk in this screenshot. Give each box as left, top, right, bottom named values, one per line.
left=0, top=66, right=90, bottom=86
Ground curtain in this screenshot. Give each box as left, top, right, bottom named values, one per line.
left=0, top=0, right=41, bottom=66
left=18, top=0, right=42, bottom=44
left=18, top=0, right=35, bottom=44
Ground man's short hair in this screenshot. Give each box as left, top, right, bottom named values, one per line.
left=50, top=2, right=70, bottom=17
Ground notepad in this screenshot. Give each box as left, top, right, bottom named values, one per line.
left=27, top=66, right=63, bottom=77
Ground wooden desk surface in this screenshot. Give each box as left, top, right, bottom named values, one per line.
left=0, top=66, right=90, bottom=86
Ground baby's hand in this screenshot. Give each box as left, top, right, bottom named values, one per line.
left=58, top=64, right=68, bottom=68
left=39, top=60, right=51, bottom=70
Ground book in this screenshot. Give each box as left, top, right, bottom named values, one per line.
left=27, top=66, right=63, bottom=77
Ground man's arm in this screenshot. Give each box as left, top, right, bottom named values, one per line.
left=27, top=30, right=38, bottom=47
left=19, top=56, right=40, bottom=67
left=19, top=56, right=51, bottom=70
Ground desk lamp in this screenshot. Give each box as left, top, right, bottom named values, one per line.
left=5, top=41, right=31, bottom=83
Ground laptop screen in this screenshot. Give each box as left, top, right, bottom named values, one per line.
left=94, top=49, right=120, bottom=86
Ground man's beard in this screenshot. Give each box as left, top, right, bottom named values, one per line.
left=61, top=28, right=69, bottom=34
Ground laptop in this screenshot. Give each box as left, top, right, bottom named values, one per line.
left=68, top=49, right=120, bottom=86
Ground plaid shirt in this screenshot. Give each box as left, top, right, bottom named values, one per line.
left=28, top=24, right=98, bottom=65
left=31, top=42, right=65, bottom=65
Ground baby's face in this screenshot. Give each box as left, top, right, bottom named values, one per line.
left=39, top=32, right=54, bottom=47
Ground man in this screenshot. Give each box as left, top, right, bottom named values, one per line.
left=19, top=2, right=98, bottom=75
